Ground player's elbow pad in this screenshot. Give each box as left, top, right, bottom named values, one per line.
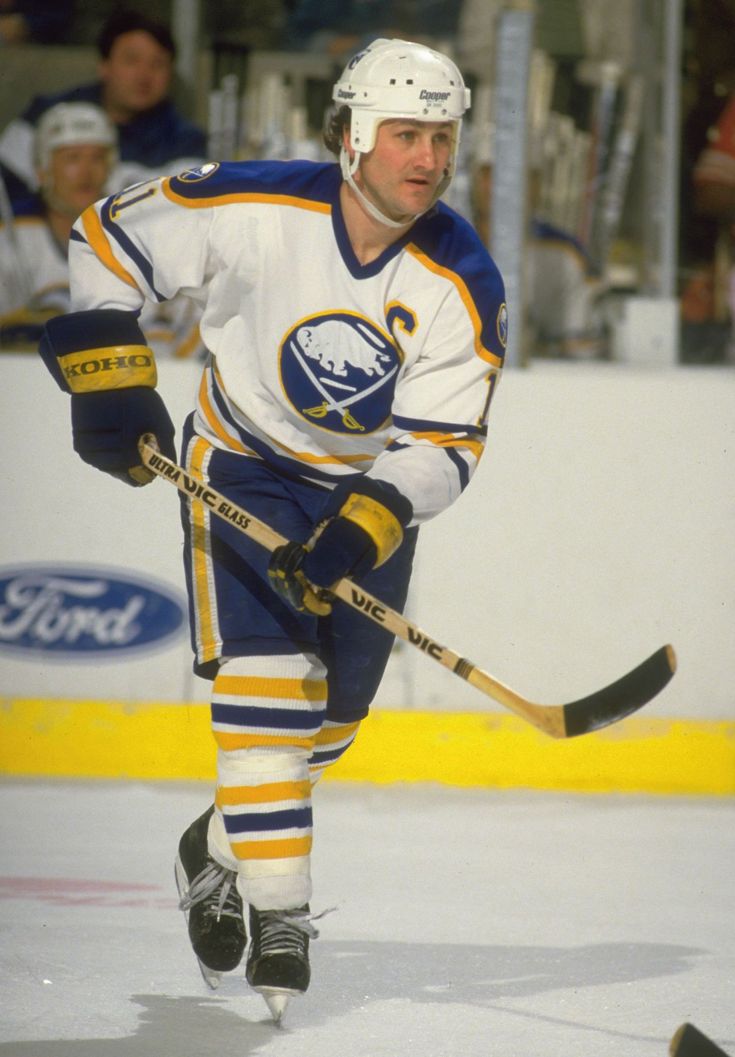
left=39, top=308, right=157, bottom=394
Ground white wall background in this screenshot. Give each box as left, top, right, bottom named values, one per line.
left=1, top=356, right=733, bottom=720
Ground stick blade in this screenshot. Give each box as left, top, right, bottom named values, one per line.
left=670, top=1023, right=732, bottom=1057
left=562, top=644, right=676, bottom=737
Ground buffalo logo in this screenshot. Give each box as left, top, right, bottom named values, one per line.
left=280, top=313, right=401, bottom=434
left=178, top=162, right=220, bottom=182
left=497, top=302, right=508, bottom=349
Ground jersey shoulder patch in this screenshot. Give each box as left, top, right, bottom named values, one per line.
left=167, top=159, right=339, bottom=208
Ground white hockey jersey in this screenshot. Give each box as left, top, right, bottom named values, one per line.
left=0, top=208, right=203, bottom=357
left=69, top=160, right=507, bottom=522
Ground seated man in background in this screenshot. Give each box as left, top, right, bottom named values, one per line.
left=0, top=100, right=202, bottom=356
left=0, top=7, right=206, bottom=206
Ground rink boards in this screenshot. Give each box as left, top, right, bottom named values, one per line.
left=0, top=697, right=732, bottom=795
left=1, top=357, right=733, bottom=796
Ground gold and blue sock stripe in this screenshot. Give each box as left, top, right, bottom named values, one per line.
left=222, top=801, right=313, bottom=861
left=217, top=762, right=313, bottom=862
left=211, top=667, right=327, bottom=751
left=309, top=720, right=361, bottom=783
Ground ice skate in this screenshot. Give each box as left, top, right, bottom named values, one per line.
left=175, top=806, right=247, bottom=989
left=246, top=905, right=317, bottom=1023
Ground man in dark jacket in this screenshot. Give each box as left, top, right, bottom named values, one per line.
left=0, top=8, right=206, bottom=205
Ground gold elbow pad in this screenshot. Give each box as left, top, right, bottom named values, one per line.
left=59, top=344, right=158, bottom=394
left=339, top=493, right=404, bottom=567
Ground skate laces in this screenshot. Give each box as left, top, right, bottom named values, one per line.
left=179, top=860, right=241, bottom=922
left=257, top=907, right=334, bottom=953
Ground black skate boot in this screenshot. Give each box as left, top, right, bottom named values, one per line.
left=175, top=805, right=247, bottom=989
left=246, top=905, right=317, bottom=1022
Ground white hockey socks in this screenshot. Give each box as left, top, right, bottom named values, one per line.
left=208, top=653, right=327, bottom=910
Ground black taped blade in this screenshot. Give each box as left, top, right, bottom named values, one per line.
left=670, top=1023, right=731, bottom=1057
left=562, top=645, right=676, bottom=737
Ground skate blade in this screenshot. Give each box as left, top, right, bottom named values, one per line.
left=197, top=959, right=222, bottom=991
left=255, top=986, right=301, bottom=1025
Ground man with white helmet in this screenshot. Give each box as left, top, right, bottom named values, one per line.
left=38, top=38, right=506, bottom=1018
left=1, top=101, right=202, bottom=356
left=0, top=102, right=116, bottom=346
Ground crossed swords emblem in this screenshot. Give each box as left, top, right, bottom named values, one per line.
left=289, top=339, right=399, bottom=432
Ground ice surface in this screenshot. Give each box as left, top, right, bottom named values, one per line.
left=0, top=780, right=732, bottom=1056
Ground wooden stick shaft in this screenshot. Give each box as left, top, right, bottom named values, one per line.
left=139, top=440, right=564, bottom=736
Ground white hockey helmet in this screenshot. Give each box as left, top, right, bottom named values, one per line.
left=332, top=38, right=471, bottom=225
left=35, top=102, right=118, bottom=172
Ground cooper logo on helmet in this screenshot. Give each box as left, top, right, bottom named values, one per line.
left=419, top=90, right=451, bottom=102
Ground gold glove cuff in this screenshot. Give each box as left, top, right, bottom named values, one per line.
left=339, top=493, right=404, bottom=568
left=60, top=344, right=157, bottom=393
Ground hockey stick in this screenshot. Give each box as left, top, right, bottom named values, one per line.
left=139, top=437, right=676, bottom=739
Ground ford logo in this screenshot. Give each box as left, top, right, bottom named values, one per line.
left=0, top=565, right=186, bottom=660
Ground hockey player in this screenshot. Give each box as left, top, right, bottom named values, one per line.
left=38, top=38, right=506, bottom=1020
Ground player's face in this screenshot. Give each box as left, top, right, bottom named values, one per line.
left=99, top=30, right=172, bottom=116
left=45, top=144, right=110, bottom=215
left=353, top=119, right=454, bottom=223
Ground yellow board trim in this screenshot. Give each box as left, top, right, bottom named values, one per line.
left=0, top=699, right=733, bottom=796
left=59, top=345, right=157, bottom=393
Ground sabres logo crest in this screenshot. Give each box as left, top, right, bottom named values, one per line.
left=497, top=302, right=508, bottom=349
left=280, top=312, right=401, bottom=434
left=178, top=162, right=220, bottom=182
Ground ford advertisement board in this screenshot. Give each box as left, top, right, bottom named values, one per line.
left=0, top=564, right=187, bottom=661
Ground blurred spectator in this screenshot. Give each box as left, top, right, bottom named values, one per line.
left=455, top=0, right=502, bottom=81
left=0, top=7, right=206, bottom=206
left=0, top=100, right=202, bottom=356
left=690, top=90, right=735, bottom=361
left=0, top=0, right=74, bottom=45
left=0, top=102, right=116, bottom=345
left=692, top=93, right=735, bottom=222
left=283, top=0, right=458, bottom=58
left=471, top=130, right=605, bottom=360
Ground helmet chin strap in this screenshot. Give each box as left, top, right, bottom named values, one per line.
left=339, top=146, right=450, bottom=230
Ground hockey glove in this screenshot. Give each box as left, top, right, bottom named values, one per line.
left=40, top=308, right=176, bottom=486
left=267, top=477, right=413, bottom=616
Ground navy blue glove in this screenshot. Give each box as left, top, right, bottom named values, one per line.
left=71, top=386, right=176, bottom=486
left=268, top=477, right=413, bottom=616
left=40, top=308, right=176, bottom=486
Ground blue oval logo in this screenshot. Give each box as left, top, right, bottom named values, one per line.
left=0, top=565, right=186, bottom=660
